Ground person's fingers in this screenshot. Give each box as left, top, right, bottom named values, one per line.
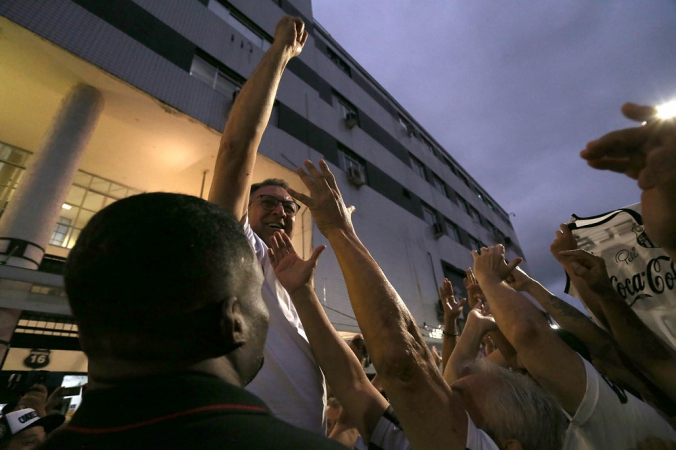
left=308, top=245, right=327, bottom=265
left=346, top=205, right=356, bottom=215
left=304, top=160, right=326, bottom=182
left=319, top=160, right=339, bottom=191
left=586, top=156, right=637, bottom=175
left=581, top=126, right=647, bottom=160
left=287, top=187, right=312, bottom=206
left=471, top=250, right=479, bottom=261
left=280, top=231, right=296, bottom=256
left=294, top=167, right=316, bottom=191
left=621, top=102, right=657, bottom=122
left=268, top=248, right=277, bottom=266
left=458, top=297, right=467, bottom=308
left=569, top=261, right=587, bottom=277
left=300, top=30, right=309, bottom=46
left=505, top=257, right=523, bottom=274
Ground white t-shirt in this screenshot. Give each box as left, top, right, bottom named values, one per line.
left=563, top=355, right=676, bottom=449
left=243, top=218, right=327, bottom=434
left=363, top=407, right=498, bottom=450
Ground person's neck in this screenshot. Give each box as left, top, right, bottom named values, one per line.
left=87, top=356, right=243, bottom=390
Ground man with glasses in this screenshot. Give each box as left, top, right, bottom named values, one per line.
left=208, top=17, right=328, bottom=435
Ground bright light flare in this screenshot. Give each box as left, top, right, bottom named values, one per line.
left=61, top=203, right=72, bottom=210
left=655, top=101, right=676, bottom=120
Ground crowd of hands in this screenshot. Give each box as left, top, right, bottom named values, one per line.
left=239, top=15, right=676, bottom=450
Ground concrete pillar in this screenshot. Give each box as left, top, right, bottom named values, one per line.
left=0, top=308, right=21, bottom=369
left=0, top=84, right=104, bottom=269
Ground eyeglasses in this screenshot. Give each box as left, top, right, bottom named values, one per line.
left=250, top=195, right=301, bottom=215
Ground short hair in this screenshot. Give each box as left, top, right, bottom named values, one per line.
left=465, top=359, right=566, bottom=450
left=250, top=178, right=289, bottom=197
left=64, top=193, right=255, bottom=361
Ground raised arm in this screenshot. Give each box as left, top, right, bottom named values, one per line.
left=557, top=249, right=676, bottom=403
left=439, top=279, right=465, bottom=374
left=472, top=245, right=586, bottom=415
left=444, top=304, right=496, bottom=385
left=291, top=160, right=467, bottom=450
left=581, top=103, right=676, bottom=260
left=208, top=17, right=307, bottom=218
left=267, top=231, right=389, bottom=442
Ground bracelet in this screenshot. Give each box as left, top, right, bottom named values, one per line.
left=442, top=330, right=459, bottom=338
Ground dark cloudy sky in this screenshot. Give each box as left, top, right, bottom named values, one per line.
left=312, top=1, right=676, bottom=309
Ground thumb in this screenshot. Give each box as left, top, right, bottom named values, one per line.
left=309, top=245, right=327, bottom=265
left=505, top=257, right=523, bottom=274
left=569, top=261, right=587, bottom=277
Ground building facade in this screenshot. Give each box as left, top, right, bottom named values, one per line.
left=0, top=0, right=528, bottom=378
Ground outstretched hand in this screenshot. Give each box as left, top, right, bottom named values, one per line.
left=465, top=302, right=498, bottom=335
left=472, top=245, right=523, bottom=285
left=268, top=231, right=325, bottom=295
left=505, top=266, right=534, bottom=292
left=272, top=16, right=308, bottom=58
left=556, top=249, right=614, bottom=295
left=550, top=223, right=578, bottom=262
left=289, top=160, right=355, bottom=237
left=439, top=279, right=466, bottom=323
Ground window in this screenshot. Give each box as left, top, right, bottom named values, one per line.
left=469, top=206, right=481, bottom=223
left=432, top=175, right=446, bottom=196
left=52, top=172, right=142, bottom=249
left=469, top=237, right=483, bottom=251
left=457, top=172, right=469, bottom=187
left=338, top=143, right=368, bottom=184
left=486, top=221, right=497, bottom=236
left=445, top=220, right=460, bottom=242
left=398, top=115, right=413, bottom=135
left=208, top=0, right=271, bottom=51
left=0, top=142, right=31, bottom=214
left=190, top=55, right=241, bottom=97
left=327, top=47, right=351, bottom=76
left=444, top=158, right=457, bottom=175
left=422, top=137, right=435, bottom=154
left=334, top=91, right=359, bottom=125
left=410, top=154, right=426, bottom=179
left=457, top=196, right=471, bottom=216
left=422, top=204, right=437, bottom=226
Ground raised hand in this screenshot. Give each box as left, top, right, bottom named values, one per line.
left=557, top=249, right=614, bottom=294
left=272, top=16, right=308, bottom=58
left=465, top=303, right=498, bottom=335
left=17, top=384, right=48, bottom=416
left=550, top=223, right=578, bottom=262
left=472, top=245, right=523, bottom=286
left=439, top=279, right=465, bottom=323
left=463, top=268, right=484, bottom=308
left=289, top=160, right=355, bottom=237
left=268, top=231, right=325, bottom=295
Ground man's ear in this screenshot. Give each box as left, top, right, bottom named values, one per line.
left=221, top=297, right=246, bottom=347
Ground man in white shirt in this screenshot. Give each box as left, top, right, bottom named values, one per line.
left=208, top=16, right=326, bottom=434
left=473, top=245, right=676, bottom=450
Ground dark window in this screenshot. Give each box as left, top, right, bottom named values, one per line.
left=432, top=175, right=447, bottom=196
left=327, top=47, right=352, bottom=77
left=410, top=154, right=426, bottom=179
left=422, top=137, right=435, bottom=154
left=422, top=203, right=437, bottom=226
left=445, top=220, right=460, bottom=242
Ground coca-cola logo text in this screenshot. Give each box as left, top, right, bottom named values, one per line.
left=610, top=256, right=676, bottom=300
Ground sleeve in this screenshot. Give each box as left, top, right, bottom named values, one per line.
left=367, top=407, right=411, bottom=450
left=243, top=215, right=266, bottom=263
left=465, top=413, right=500, bottom=450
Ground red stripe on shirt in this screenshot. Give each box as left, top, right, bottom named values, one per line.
left=64, top=404, right=267, bottom=434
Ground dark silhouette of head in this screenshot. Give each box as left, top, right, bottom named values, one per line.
left=64, top=193, right=268, bottom=385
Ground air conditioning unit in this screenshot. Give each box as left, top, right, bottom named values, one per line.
left=432, top=222, right=444, bottom=239
left=405, top=123, right=415, bottom=136
left=344, top=112, right=358, bottom=129
left=347, top=166, right=366, bottom=187
left=504, top=236, right=513, bottom=247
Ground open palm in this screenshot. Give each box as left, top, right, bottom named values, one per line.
left=268, top=231, right=325, bottom=294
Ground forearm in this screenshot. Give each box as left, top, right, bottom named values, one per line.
left=288, top=286, right=387, bottom=440
left=208, top=44, right=292, bottom=217
left=444, top=322, right=485, bottom=385
left=324, top=230, right=430, bottom=376
left=525, top=280, right=611, bottom=353
left=595, top=285, right=676, bottom=364
left=440, top=318, right=457, bottom=374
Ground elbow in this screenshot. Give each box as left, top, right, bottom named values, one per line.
left=372, top=335, right=430, bottom=385
left=509, top=318, right=549, bottom=351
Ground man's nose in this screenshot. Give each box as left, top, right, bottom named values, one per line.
left=272, top=202, right=287, bottom=216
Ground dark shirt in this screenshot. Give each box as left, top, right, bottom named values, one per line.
left=39, top=372, right=346, bottom=449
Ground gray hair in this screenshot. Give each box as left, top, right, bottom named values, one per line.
left=465, top=359, right=566, bottom=450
